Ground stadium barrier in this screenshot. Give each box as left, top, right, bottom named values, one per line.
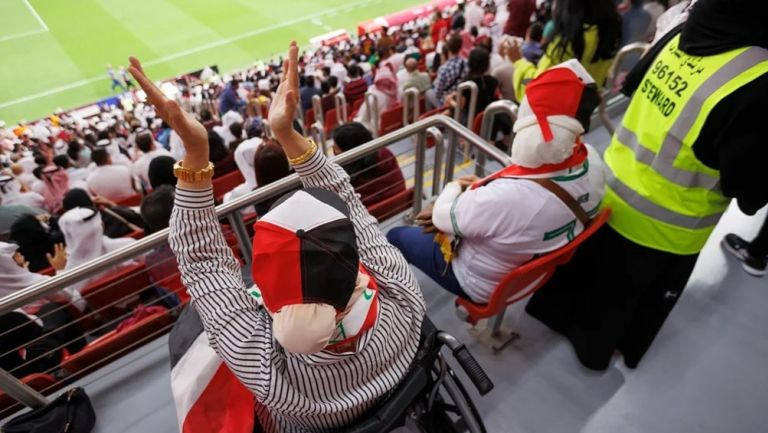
left=0, top=114, right=512, bottom=417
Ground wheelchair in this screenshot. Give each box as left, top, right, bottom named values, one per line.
left=342, top=318, right=494, bottom=433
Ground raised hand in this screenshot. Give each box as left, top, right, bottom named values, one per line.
left=269, top=42, right=300, bottom=142
left=127, top=57, right=209, bottom=170
left=46, top=243, right=68, bottom=271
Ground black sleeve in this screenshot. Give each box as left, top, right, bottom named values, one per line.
left=692, top=73, right=768, bottom=215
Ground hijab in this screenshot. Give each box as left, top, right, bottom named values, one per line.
left=234, top=137, right=263, bottom=191
left=40, top=166, right=69, bottom=214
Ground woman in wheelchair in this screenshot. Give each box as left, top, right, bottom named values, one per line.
left=131, top=42, right=490, bottom=432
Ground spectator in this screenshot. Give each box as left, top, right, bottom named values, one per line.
left=522, top=22, right=545, bottom=64
left=354, top=66, right=399, bottom=133
left=377, top=26, right=395, bottom=54
left=333, top=122, right=406, bottom=207
left=222, top=132, right=264, bottom=213
left=492, top=38, right=518, bottom=101
left=643, top=0, right=667, bottom=37
left=622, top=0, right=653, bottom=44
left=0, top=175, right=45, bottom=211
left=299, top=75, right=321, bottom=112
left=430, top=10, right=451, bottom=46
left=0, top=204, right=42, bottom=240
left=132, top=129, right=172, bottom=190
left=320, top=81, right=336, bottom=114
left=343, top=65, right=369, bottom=105
left=388, top=61, right=604, bottom=303
left=94, top=137, right=132, bottom=169
left=39, top=165, right=69, bottom=214
left=53, top=154, right=88, bottom=189
left=465, top=0, right=485, bottom=31
left=401, top=58, right=432, bottom=93
left=58, top=206, right=137, bottom=293
left=219, top=80, right=245, bottom=115
left=228, top=122, right=245, bottom=152
left=61, top=188, right=144, bottom=238
left=86, top=148, right=137, bottom=202
left=128, top=45, right=425, bottom=431
left=140, top=185, right=182, bottom=299
left=66, top=140, right=91, bottom=169
left=209, top=130, right=237, bottom=177
left=9, top=214, right=55, bottom=272
left=505, top=0, right=537, bottom=37
left=252, top=139, right=294, bottom=215
left=509, top=0, right=622, bottom=99
left=147, top=156, right=177, bottom=189
left=452, top=2, right=466, bottom=30
left=213, top=110, right=244, bottom=148
left=428, top=34, right=468, bottom=109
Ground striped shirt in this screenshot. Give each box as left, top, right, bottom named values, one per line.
left=169, top=150, right=426, bottom=432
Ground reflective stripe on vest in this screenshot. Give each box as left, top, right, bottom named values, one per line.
left=604, top=35, right=768, bottom=254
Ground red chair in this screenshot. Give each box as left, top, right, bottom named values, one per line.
left=37, top=266, right=55, bottom=276
left=212, top=170, right=245, bottom=202
left=324, top=107, right=341, bottom=136
left=378, top=104, right=404, bottom=136
left=115, top=193, right=142, bottom=207
left=61, top=307, right=172, bottom=375
left=0, top=374, right=59, bottom=415
left=80, top=262, right=150, bottom=322
left=367, top=187, right=415, bottom=222
left=127, top=229, right=145, bottom=239
left=471, top=111, right=484, bottom=135
left=348, top=97, right=365, bottom=121
left=455, top=208, right=612, bottom=351
left=304, top=108, right=315, bottom=131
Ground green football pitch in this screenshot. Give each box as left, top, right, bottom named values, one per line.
left=0, top=0, right=427, bottom=125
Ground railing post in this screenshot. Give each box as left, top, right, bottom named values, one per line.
left=309, top=122, right=328, bottom=155
left=227, top=213, right=253, bottom=267
left=454, top=81, right=479, bottom=130
left=427, top=127, right=445, bottom=197
left=475, top=99, right=519, bottom=176
left=312, top=94, right=324, bottom=127
left=402, top=88, right=420, bottom=126
left=444, top=129, right=458, bottom=185
left=365, top=92, right=380, bottom=138
left=0, top=368, right=48, bottom=409
left=334, top=93, right=348, bottom=126
left=412, top=129, right=427, bottom=217
left=295, top=95, right=305, bottom=135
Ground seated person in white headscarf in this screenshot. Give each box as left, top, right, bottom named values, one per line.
left=354, top=65, right=400, bottom=133
left=213, top=110, right=244, bottom=148
left=0, top=174, right=45, bottom=211
left=387, top=60, right=607, bottom=304
left=222, top=120, right=265, bottom=213
left=58, top=206, right=137, bottom=293
left=86, top=148, right=139, bottom=202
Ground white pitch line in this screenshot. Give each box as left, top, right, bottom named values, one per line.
left=23, top=0, right=49, bottom=32
left=0, top=0, right=373, bottom=110
left=0, top=28, right=45, bottom=43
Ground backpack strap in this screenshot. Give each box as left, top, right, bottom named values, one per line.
left=524, top=178, right=591, bottom=227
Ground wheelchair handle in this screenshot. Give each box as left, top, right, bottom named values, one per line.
left=437, top=332, right=494, bottom=396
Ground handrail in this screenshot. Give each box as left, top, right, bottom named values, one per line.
left=309, top=122, right=328, bottom=155
left=312, top=94, right=324, bottom=126
left=477, top=100, right=518, bottom=177
left=364, top=92, right=380, bottom=138
left=455, top=81, right=479, bottom=130
left=334, top=93, right=348, bottom=125
left=402, top=87, right=420, bottom=126
left=598, top=42, right=649, bottom=135
left=0, top=115, right=511, bottom=316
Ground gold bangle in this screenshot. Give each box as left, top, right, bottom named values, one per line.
left=287, top=139, right=318, bottom=166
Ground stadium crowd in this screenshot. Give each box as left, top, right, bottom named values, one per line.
left=1, top=0, right=767, bottom=431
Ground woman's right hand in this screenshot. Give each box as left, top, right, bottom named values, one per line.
left=46, top=243, right=68, bottom=271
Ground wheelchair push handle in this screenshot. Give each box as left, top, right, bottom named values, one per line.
left=437, top=332, right=494, bottom=396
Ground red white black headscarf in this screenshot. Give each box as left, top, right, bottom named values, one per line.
left=249, top=188, right=379, bottom=354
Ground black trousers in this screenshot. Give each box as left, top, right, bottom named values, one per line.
left=526, top=225, right=698, bottom=370
left=747, top=214, right=768, bottom=258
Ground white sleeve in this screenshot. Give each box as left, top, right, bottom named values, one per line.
left=431, top=182, right=463, bottom=235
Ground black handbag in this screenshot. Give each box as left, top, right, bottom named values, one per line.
left=2, top=387, right=96, bottom=433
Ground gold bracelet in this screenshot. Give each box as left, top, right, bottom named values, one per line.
left=287, top=138, right=318, bottom=165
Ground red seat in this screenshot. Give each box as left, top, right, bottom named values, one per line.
left=61, top=307, right=172, bottom=375
left=37, top=266, right=55, bottom=276
left=456, top=208, right=612, bottom=332
left=378, top=104, right=404, bottom=136
left=324, top=107, right=341, bottom=136
left=212, top=170, right=245, bottom=202
left=80, top=262, right=151, bottom=322
left=304, top=107, right=316, bottom=131
left=0, top=373, right=59, bottom=415
left=115, top=193, right=142, bottom=207
left=127, top=229, right=145, bottom=239
left=471, top=111, right=484, bottom=135
left=367, top=187, right=415, bottom=222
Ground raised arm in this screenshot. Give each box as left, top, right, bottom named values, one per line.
left=128, top=57, right=272, bottom=398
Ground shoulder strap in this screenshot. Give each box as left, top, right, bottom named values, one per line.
left=525, top=178, right=591, bottom=227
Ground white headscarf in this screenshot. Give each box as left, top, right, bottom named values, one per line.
left=0, top=242, right=84, bottom=312
left=223, top=137, right=263, bottom=211
left=58, top=207, right=136, bottom=292
left=214, top=111, right=244, bottom=146
left=0, top=175, right=45, bottom=210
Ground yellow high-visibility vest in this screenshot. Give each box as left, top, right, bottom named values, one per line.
left=603, top=34, right=768, bottom=255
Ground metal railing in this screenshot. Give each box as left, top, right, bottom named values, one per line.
left=598, top=42, right=650, bottom=135
left=364, top=92, right=380, bottom=138
left=0, top=115, right=512, bottom=412
left=454, top=81, right=479, bottom=130
left=402, top=88, right=420, bottom=126
left=476, top=100, right=519, bottom=177
left=311, top=94, right=324, bottom=126
left=334, top=93, right=348, bottom=125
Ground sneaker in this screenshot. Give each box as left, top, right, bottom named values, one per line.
left=722, top=234, right=767, bottom=277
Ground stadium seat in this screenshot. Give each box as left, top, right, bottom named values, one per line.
left=323, top=106, right=344, bottom=136
left=304, top=107, right=316, bottom=131
left=378, top=104, right=404, bottom=136
left=0, top=373, right=59, bottom=415
left=115, top=194, right=143, bottom=207
left=212, top=170, right=245, bottom=202
left=367, top=187, right=414, bottom=223
left=471, top=111, right=484, bottom=135
left=80, top=261, right=151, bottom=322
left=61, top=307, right=172, bottom=375
left=455, top=208, right=612, bottom=350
